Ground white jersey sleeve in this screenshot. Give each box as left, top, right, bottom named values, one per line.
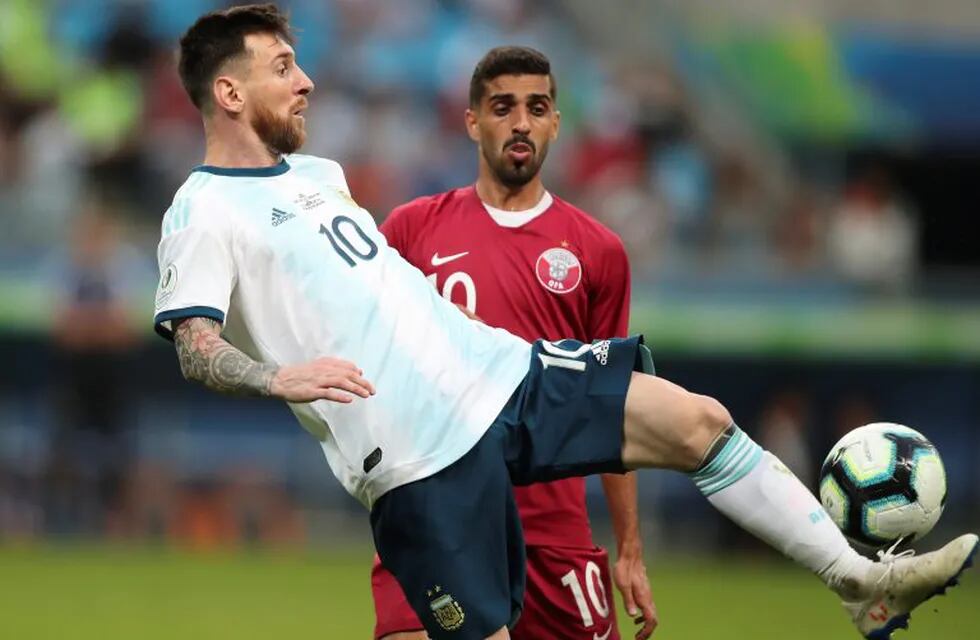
left=153, top=185, right=236, bottom=339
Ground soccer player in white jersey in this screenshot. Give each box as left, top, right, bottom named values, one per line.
left=156, top=5, right=977, bottom=640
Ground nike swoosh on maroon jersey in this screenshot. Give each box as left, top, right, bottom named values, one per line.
left=430, top=251, right=469, bottom=266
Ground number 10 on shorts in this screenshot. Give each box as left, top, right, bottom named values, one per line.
left=560, top=560, right=610, bottom=627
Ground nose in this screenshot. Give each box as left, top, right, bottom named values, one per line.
left=511, top=106, right=531, bottom=135
left=297, top=65, right=314, bottom=96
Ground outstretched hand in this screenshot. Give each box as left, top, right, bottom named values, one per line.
left=613, top=552, right=658, bottom=639
left=270, top=357, right=376, bottom=403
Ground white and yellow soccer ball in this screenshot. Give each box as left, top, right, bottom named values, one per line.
left=819, top=422, right=947, bottom=548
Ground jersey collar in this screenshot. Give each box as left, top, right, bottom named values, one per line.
left=479, top=190, right=554, bottom=228
left=192, top=158, right=290, bottom=177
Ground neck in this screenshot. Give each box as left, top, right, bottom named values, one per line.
left=202, top=118, right=281, bottom=168
left=475, top=173, right=546, bottom=212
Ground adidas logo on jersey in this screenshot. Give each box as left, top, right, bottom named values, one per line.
left=591, top=340, right=610, bottom=365
left=271, top=207, right=296, bottom=227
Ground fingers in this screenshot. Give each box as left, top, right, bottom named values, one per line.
left=325, top=374, right=375, bottom=399
left=635, top=604, right=657, bottom=639
left=310, top=358, right=376, bottom=397
left=322, top=388, right=355, bottom=404
left=636, top=618, right=655, bottom=640
left=357, top=374, right=377, bottom=396
left=635, top=588, right=658, bottom=639
left=622, top=586, right=638, bottom=618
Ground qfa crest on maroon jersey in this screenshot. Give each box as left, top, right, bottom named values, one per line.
left=535, top=247, right=582, bottom=294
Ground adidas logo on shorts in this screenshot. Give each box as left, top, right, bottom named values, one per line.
left=271, top=207, right=296, bottom=227
left=591, top=340, right=610, bottom=365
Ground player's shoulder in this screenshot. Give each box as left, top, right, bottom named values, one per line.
left=285, top=153, right=348, bottom=191
left=161, top=171, right=229, bottom=237
left=386, top=186, right=473, bottom=226
left=549, top=193, right=626, bottom=252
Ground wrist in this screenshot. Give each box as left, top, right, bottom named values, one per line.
left=265, top=366, right=283, bottom=397
left=617, top=539, right=642, bottom=561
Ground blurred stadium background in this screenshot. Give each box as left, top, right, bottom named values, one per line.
left=1, top=0, right=979, bottom=637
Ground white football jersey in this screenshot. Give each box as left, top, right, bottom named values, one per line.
left=154, top=154, right=531, bottom=507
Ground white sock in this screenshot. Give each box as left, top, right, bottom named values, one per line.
left=691, top=426, right=874, bottom=595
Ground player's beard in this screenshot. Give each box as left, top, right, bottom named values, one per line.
left=251, top=102, right=305, bottom=156
left=486, top=136, right=548, bottom=188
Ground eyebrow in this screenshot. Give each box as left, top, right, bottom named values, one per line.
left=488, top=92, right=553, bottom=103
left=271, top=51, right=295, bottom=64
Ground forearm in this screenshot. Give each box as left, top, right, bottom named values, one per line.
left=601, top=472, right=642, bottom=556
left=173, top=317, right=278, bottom=397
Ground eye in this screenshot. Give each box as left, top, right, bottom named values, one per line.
left=530, top=104, right=547, bottom=116
left=493, top=104, right=509, bottom=116
left=277, top=63, right=289, bottom=76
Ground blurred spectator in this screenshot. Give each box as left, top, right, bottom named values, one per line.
left=758, top=389, right=815, bottom=487
left=831, top=394, right=880, bottom=443
left=44, top=197, right=148, bottom=535
left=109, top=461, right=178, bottom=541
left=708, top=153, right=774, bottom=271
left=772, top=185, right=828, bottom=275
left=170, top=480, right=240, bottom=551
left=648, top=115, right=713, bottom=251
left=826, top=167, right=918, bottom=294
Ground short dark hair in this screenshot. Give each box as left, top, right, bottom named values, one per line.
left=178, top=3, right=293, bottom=112
left=469, top=46, right=556, bottom=107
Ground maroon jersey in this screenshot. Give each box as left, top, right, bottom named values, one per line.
left=381, top=185, right=631, bottom=548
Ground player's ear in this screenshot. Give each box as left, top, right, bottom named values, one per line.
left=464, top=108, right=480, bottom=143
left=213, top=75, right=245, bottom=115
left=551, top=108, right=561, bottom=141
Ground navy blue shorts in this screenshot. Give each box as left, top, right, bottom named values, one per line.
left=371, top=336, right=653, bottom=640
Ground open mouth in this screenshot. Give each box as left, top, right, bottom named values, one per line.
left=506, top=142, right=533, bottom=163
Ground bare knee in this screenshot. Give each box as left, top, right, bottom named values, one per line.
left=689, top=394, right=732, bottom=458
left=623, top=374, right=732, bottom=470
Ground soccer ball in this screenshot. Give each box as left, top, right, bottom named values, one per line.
left=819, top=422, right=947, bottom=548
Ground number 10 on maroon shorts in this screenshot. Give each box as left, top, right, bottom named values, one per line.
left=371, top=545, right=621, bottom=640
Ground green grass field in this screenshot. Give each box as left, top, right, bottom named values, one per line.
left=1, top=544, right=977, bottom=639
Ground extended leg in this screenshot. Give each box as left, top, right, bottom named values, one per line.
left=621, top=372, right=978, bottom=638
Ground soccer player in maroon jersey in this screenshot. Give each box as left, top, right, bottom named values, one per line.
left=371, top=47, right=656, bottom=640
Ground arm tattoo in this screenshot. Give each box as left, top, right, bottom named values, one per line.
left=173, top=317, right=278, bottom=397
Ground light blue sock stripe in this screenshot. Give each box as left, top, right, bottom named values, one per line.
left=694, top=438, right=755, bottom=491
left=699, top=445, right=764, bottom=496
left=689, top=426, right=765, bottom=496
left=691, top=431, right=744, bottom=479
left=692, top=428, right=750, bottom=480
left=692, top=437, right=748, bottom=484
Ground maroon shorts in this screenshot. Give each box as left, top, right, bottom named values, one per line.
left=372, top=545, right=620, bottom=640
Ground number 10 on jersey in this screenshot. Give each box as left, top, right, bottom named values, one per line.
left=426, top=271, right=477, bottom=315
left=320, top=216, right=377, bottom=266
